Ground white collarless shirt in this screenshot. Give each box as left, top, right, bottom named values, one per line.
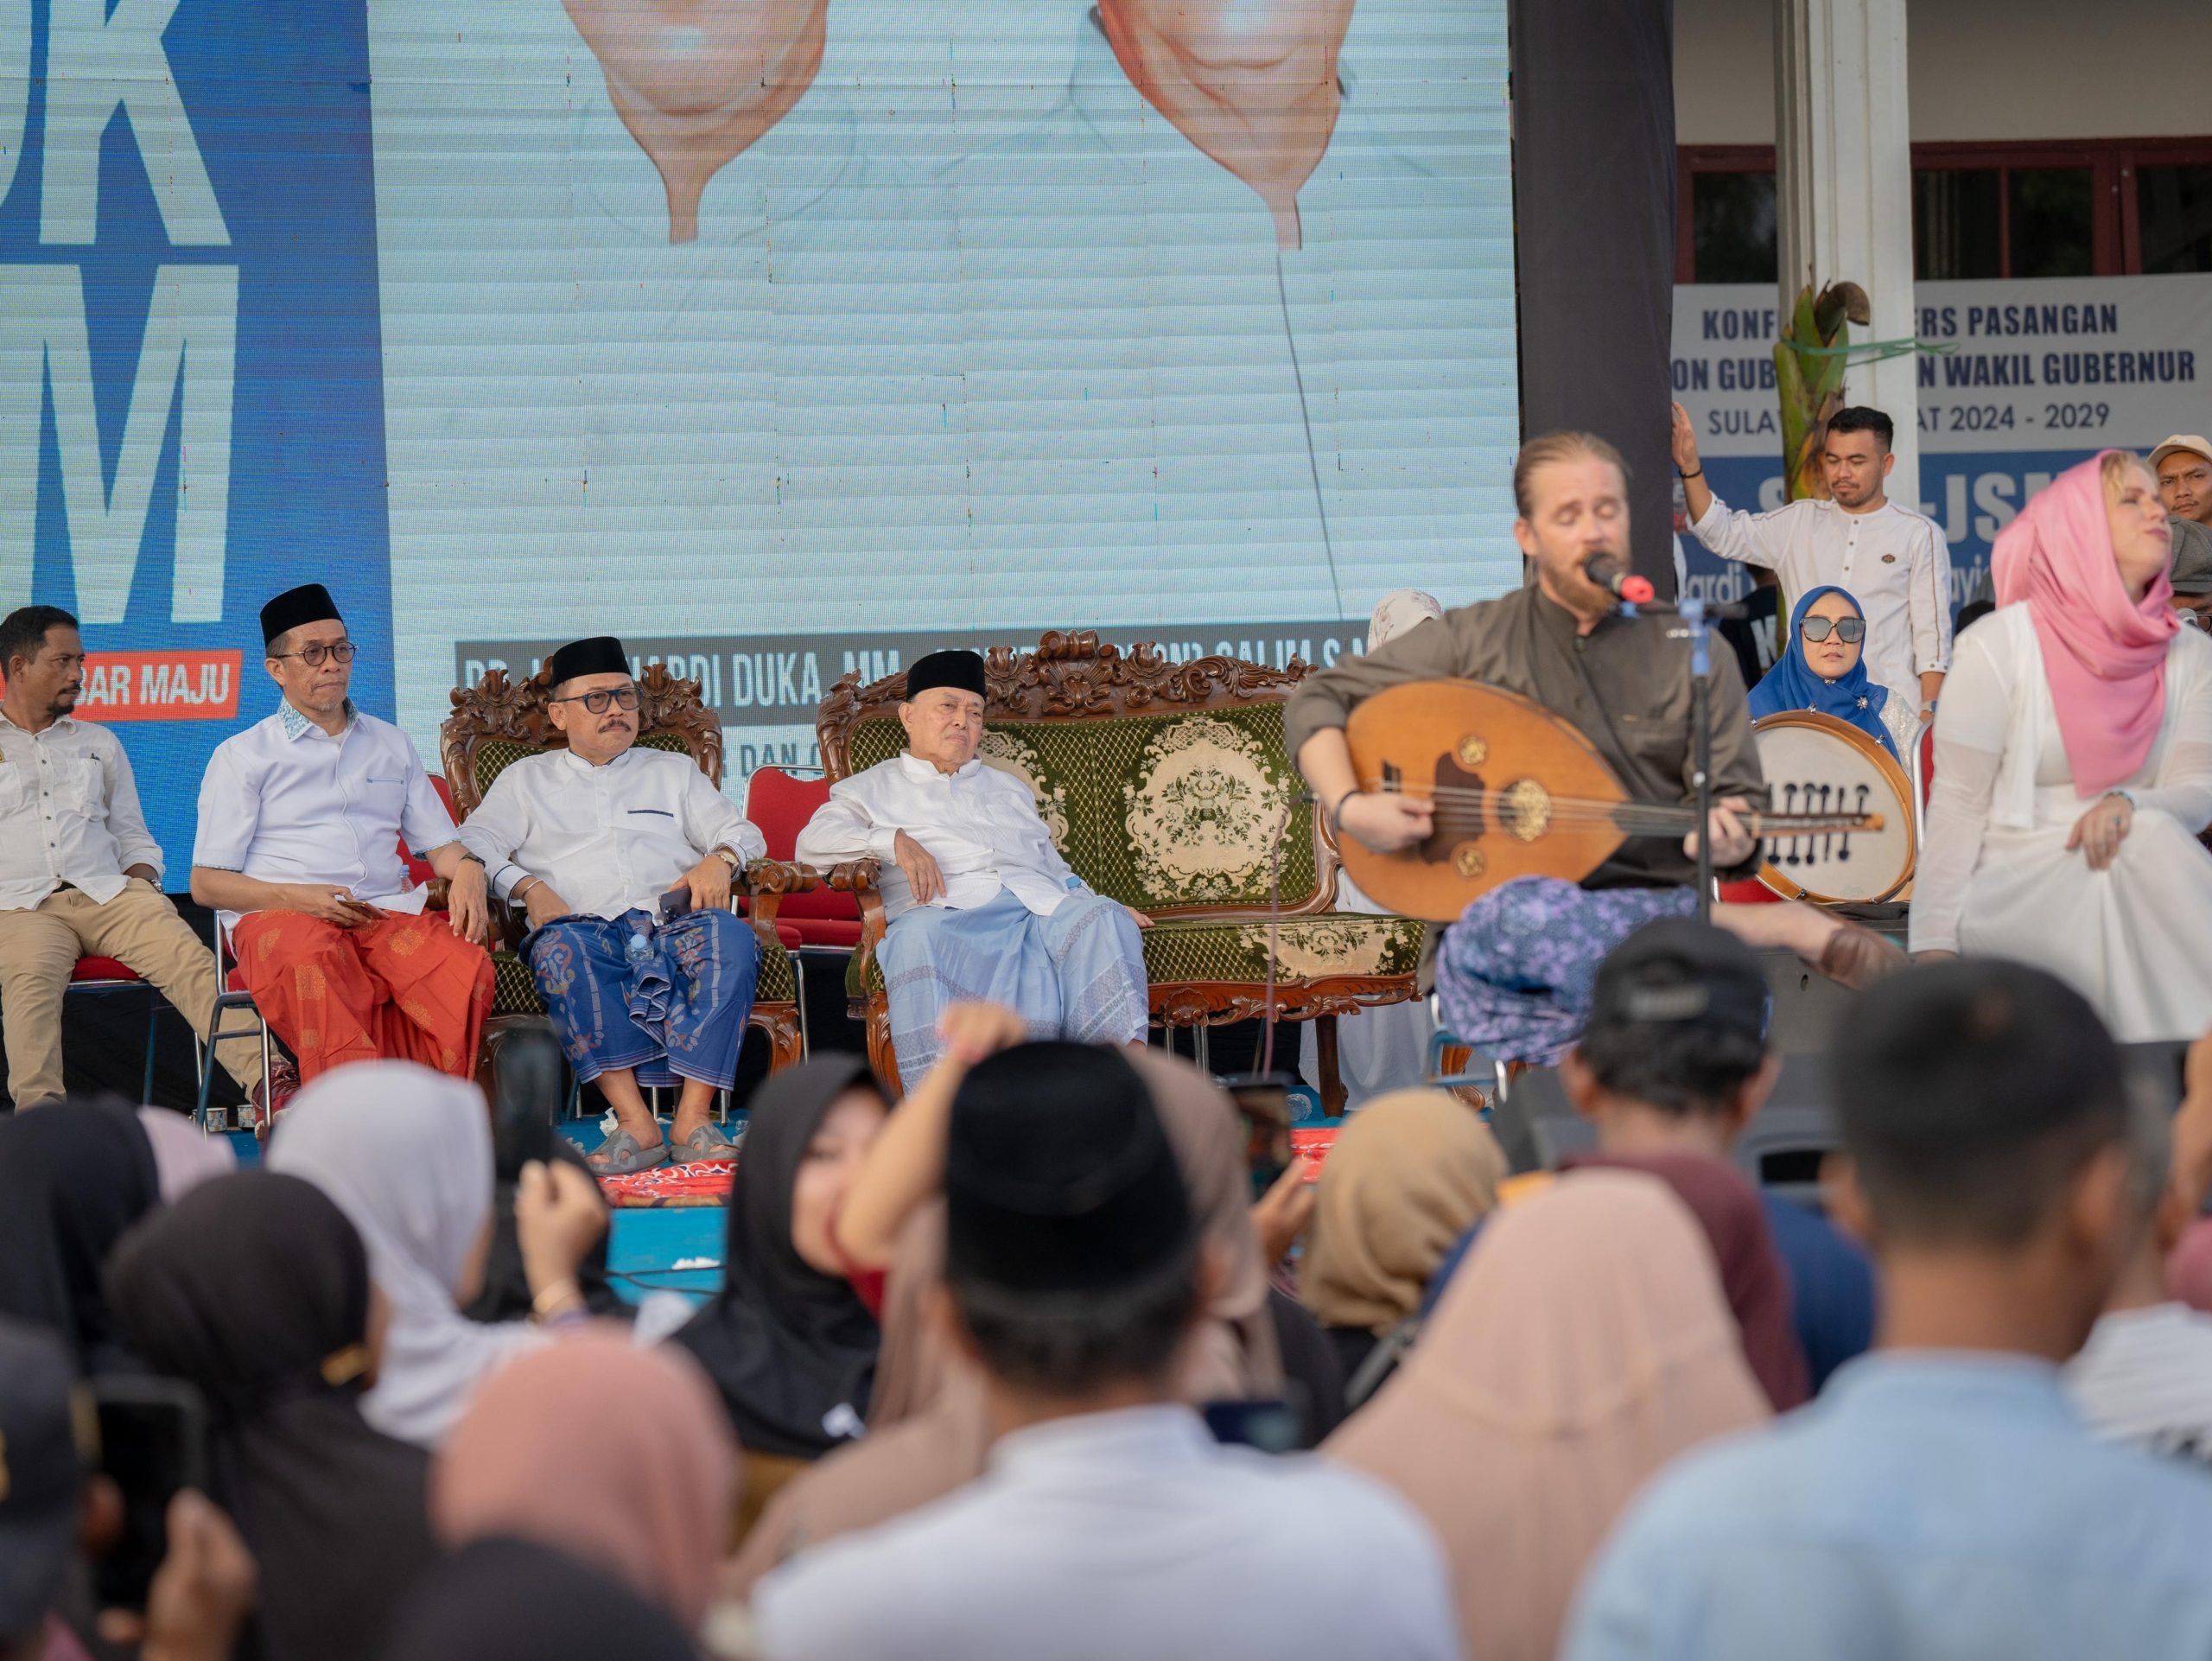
left=794, top=752, right=1078, bottom=924
left=192, top=702, right=456, bottom=929
left=0, top=710, right=164, bottom=911
left=754, top=1403, right=1461, bottom=1661
left=1691, top=493, right=1955, bottom=710
left=454, top=745, right=766, bottom=921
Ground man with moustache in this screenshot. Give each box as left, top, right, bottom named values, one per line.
left=1288, top=433, right=1904, bottom=1065
left=458, top=636, right=766, bottom=1174
left=0, top=606, right=264, bottom=1109
left=191, top=584, right=493, bottom=1114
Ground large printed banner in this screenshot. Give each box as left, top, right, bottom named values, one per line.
left=1671, top=277, right=2212, bottom=606
left=4, top=0, right=1518, bottom=867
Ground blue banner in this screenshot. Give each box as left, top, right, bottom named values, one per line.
left=3, top=0, right=393, bottom=870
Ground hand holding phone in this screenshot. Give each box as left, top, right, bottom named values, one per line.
left=91, top=1377, right=209, bottom=1617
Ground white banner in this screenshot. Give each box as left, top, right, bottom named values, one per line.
left=1675, top=276, right=2212, bottom=458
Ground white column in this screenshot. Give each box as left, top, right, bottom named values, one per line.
left=1775, top=0, right=1921, bottom=509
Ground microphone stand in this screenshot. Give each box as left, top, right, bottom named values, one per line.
left=1618, top=593, right=1736, bottom=926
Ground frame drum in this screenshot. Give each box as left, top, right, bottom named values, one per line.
left=1751, top=711, right=1916, bottom=904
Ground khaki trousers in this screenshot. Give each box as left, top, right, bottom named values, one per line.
left=0, top=881, right=263, bottom=1107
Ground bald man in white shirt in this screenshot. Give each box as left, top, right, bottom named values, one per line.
left=0, top=606, right=263, bottom=1108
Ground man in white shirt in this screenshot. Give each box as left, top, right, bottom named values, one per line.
left=1672, top=402, right=1954, bottom=751
left=753, top=1040, right=1462, bottom=1661
left=190, top=584, right=493, bottom=1111
left=0, top=607, right=262, bottom=1109
left=794, top=650, right=1148, bottom=1092
left=457, top=635, right=766, bottom=1173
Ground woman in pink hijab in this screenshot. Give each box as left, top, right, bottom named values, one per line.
left=1910, top=449, right=2212, bottom=1039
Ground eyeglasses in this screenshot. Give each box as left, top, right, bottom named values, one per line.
left=269, top=640, right=357, bottom=667
left=1800, top=616, right=1866, bottom=644
left=551, top=686, right=640, bottom=715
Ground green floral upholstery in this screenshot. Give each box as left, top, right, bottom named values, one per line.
left=849, top=914, right=1421, bottom=1001
left=848, top=704, right=1319, bottom=912
left=472, top=732, right=694, bottom=802
left=495, top=930, right=797, bottom=1019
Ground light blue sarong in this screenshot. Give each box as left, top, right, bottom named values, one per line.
left=877, top=888, right=1148, bottom=1092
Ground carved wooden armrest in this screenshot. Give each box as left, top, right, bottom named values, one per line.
left=738, top=858, right=818, bottom=929
left=827, top=860, right=889, bottom=998
left=424, top=876, right=451, bottom=912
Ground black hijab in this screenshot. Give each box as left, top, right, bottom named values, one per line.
left=0, top=1101, right=159, bottom=1372
left=375, top=1538, right=697, bottom=1661
left=674, top=1054, right=887, bottom=1460
left=105, top=1172, right=438, bottom=1661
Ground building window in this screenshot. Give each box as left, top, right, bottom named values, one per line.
left=1680, top=140, right=2212, bottom=283
left=1691, top=170, right=1777, bottom=282
left=2138, top=163, right=2212, bottom=274
left=2008, top=168, right=2094, bottom=277
left=1913, top=169, right=2001, bottom=280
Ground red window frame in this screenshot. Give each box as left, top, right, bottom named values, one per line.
left=1675, top=137, right=2212, bottom=283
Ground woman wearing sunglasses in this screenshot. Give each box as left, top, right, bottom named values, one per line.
left=1747, top=586, right=1905, bottom=764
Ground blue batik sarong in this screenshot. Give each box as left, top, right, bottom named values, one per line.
left=877, top=888, right=1147, bottom=1092
left=524, top=907, right=759, bottom=1089
left=1435, top=876, right=1695, bottom=1066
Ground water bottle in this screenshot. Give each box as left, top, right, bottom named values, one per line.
left=626, top=913, right=654, bottom=966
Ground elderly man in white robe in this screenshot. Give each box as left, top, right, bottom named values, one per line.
left=797, top=649, right=1150, bottom=1091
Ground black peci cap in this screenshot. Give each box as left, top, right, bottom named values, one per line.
left=259, top=583, right=342, bottom=647
left=546, top=636, right=631, bottom=690
left=902, top=649, right=987, bottom=702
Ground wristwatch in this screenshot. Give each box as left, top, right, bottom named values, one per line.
left=711, top=845, right=742, bottom=871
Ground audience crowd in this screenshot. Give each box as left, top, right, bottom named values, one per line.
left=10, top=921, right=2212, bottom=1661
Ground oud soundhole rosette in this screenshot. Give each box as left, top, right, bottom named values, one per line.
left=1498, top=778, right=1553, bottom=843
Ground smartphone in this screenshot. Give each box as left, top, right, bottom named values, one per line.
left=1203, top=1397, right=1301, bottom=1454
left=657, top=884, right=695, bottom=922
left=1221, top=1073, right=1294, bottom=1202
left=91, top=1376, right=209, bottom=1615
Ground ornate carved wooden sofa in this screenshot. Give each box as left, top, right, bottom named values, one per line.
left=442, top=662, right=811, bottom=1079
left=820, top=633, right=1421, bottom=1108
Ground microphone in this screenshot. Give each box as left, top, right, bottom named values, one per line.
left=1584, top=552, right=1656, bottom=606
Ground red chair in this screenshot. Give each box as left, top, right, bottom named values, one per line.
left=1920, top=723, right=1936, bottom=808
left=745, top=767, right=859, bottom=950
left=67, top=956, right=161, bottom=1103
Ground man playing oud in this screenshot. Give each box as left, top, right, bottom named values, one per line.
left=1287, top=432, right=1904, bottom=1064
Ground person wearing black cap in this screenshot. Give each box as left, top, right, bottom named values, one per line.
left=794, top=650, right=1149, bottom=1092
left=752, top=1042, right=1459, bottom=1661
left=188, top=583, right=493, bottom=1117
left=455, top=637, right=767, bottom=1172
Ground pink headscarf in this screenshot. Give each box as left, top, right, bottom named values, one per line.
left=1993, top=452, right=2178, bottom=795
left=432, top=1327, right=740, bottom=1632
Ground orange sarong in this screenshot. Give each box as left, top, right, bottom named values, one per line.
left=231, top=909, right=494, bottom=1084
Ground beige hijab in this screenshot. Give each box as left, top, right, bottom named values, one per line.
left=1325, top=1170, right=1771, bottom=1661
left=1300, top=1090, right=1508, bottom=1334
left=725, top=1047, right=1281, bottom=1593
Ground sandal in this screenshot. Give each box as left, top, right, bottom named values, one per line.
left=1818, top=920, right=1910, bottom=990
left=586, top=1127, right=671, bottom=1176
left=677, top=1123, right=741, bottom=1164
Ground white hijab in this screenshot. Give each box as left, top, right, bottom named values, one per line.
left=267, top=1061, right=543, bottom=1447
left=1369, top=589, right=1445, bottom=649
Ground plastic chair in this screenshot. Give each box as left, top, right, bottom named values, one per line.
left=194, top=917, right=271, bottom=1132
left=65, top=957, right=161, bottom=1104
left=1732, top=1100, right=1838, bottom=1210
